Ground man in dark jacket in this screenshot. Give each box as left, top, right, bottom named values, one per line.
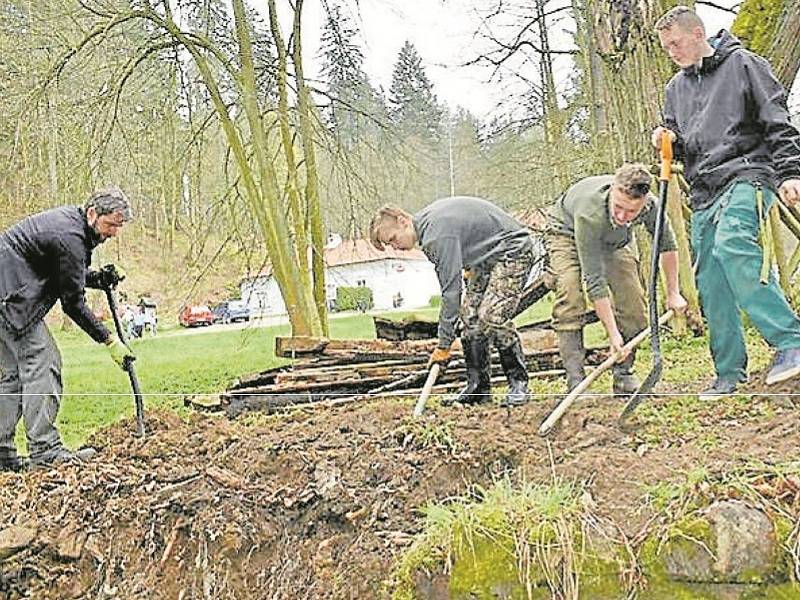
left=369, top=197, right=536, bottom=407
left=653, top=6, right=800, bottom=399
left=0, top=187, right=135, bottom=471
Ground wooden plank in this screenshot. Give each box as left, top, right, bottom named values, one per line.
left=515, top=275, right=550, bottom=316
left=517, top=310, right=598, bottom=332
left=225, top=368, right=568, bottom=416
left=373, top=316, right=438, bottom=341
left=224, top=347, right=608, bottom=398
left=275, top=336, right=329, bottom=357
left=519, top=329, right=558, bottom=353
left=275, top=336, right=441, bottom=359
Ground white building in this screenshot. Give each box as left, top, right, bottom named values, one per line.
left=240, top=236, right=441, bottom=315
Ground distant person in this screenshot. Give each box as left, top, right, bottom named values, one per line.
left=545, top=164, right=687, bottom=393
left=653, top=6, right=800, bottom=399
left=0, top=187, right=135, bottom=471
left=122, top=304, right=135, bottom=340
left=370, top=197, right=536, bottom=407
left=133, top=306, right=146, bottom=338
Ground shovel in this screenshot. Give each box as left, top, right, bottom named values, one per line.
left=619, top=133, right=673, bottom=422
left=103, top=285, right=146, bottom=437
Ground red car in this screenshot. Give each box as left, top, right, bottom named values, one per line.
left=178, top=305, right=214, bottom=327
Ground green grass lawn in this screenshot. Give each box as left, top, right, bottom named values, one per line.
left=13, top=294, right=625, bottom=450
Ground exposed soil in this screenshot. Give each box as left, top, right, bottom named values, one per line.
left=0, top=373, right=797, bottom=599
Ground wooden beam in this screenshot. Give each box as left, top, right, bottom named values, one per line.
left=274, top=336, right=329, bottom=356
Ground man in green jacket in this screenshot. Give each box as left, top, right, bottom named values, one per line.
left=546, top=163, right=687, bottom=393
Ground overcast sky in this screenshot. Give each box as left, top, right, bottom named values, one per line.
left=295, top=0, right=798, bottom=119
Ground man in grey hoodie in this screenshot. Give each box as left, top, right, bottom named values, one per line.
left=653, top=6, right=800, bottom=399
left=369, top=198, right=535, bottom=407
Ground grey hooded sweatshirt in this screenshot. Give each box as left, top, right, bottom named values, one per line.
left=663, top=30, right=800, bottom=211
left=412, top=196, right=532, bottom=348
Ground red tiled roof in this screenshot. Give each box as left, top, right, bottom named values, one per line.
left=247, top=239, right=428, bottom=280
left=324, top=239, right=427, bottom=267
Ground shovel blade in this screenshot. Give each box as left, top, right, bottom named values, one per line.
left=618, top=359, right=662, bottom=422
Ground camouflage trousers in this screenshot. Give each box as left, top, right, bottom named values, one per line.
left=544, top=231, right=647, bottom=339
left=461, top=247, right=534, bottom=349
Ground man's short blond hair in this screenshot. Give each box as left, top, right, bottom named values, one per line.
left=613, top=163, right=652, bottom=199
left=655, top=5, right=705, bottom=33
left=369, top=205, right=411, bottom=250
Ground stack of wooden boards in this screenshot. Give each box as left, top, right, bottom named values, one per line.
left=218, top=313, right=604, bottom=418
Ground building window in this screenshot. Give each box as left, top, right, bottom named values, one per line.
left=357, top=279, right=366, bottom=287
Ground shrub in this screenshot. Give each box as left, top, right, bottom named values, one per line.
left=429, top=295, right=441, bottom=307
left=335, top=286, right=374, bottom=312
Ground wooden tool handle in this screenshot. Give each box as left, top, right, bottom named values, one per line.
left=413, top=364, right=441, bottom=417
left=538, top=310, right=674, bottom=436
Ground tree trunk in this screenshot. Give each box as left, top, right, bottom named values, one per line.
left=232, top=0, right=322, bottom=337
left=292, top=0, right=329, bottom=337
left=733, top=0, right=800, bottom=88
left=580, top=0, right=700, bottom=335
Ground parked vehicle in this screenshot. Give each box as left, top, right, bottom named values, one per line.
left=212, top=300, right=251, bottom=324
left=178, top=304, right=214, bottom=327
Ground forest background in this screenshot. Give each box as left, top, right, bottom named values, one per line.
left=1, top=0, right=798, bottom=336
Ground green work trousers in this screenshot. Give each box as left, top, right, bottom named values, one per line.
left=545, top=231, right=647, bottom=340
left=691, top=180, right=800, bottom=381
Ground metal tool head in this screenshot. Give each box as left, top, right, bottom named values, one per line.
left=618, top=356, right=662, bottom=423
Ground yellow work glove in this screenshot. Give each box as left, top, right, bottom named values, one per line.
left=428, top=347, right=451, bottom=368
left=106, top=335, right=135, bottom=369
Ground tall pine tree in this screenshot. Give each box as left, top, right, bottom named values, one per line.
left=319, top=1, right=384, bottom=147
left=388, top=41, right=443, bottom=140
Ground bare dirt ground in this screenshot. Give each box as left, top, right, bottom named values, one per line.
left=0, top=373, right=797, bottom=599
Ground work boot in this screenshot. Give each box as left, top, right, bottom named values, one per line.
left=557, top=330, right=585, bottom=392
left=698, top=378, right=739, bottom=401
left=612, top=352, right=640, bottom=396
left=31, top=446, right=97, bottom=469
left=0, top=450, right=28, bottom=473
left=446, top=335, right=492, bottom=406
left=498, top=338, right=529, bottom=407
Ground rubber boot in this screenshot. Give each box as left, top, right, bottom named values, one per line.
left=448, top=335, right=492, bottom=405
left=612, top=351, right=640, bottom=396
left=557, top=330, right=586, bottom=392
left=498, top=338, right=529, bottom=407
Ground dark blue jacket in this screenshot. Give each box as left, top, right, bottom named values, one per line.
left=663, top=30, right=800, bottom=210
left=0, top=206, right=111, bottom=342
